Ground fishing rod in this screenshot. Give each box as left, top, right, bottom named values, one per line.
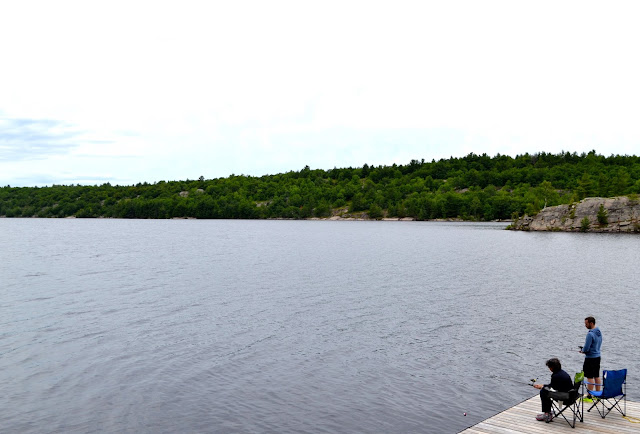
left=490, top=375, right=538, bottom=387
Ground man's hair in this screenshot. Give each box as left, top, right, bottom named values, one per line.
left=546, top=358, right=562, bottom=373
left=585, top=316, right=596, bottom=325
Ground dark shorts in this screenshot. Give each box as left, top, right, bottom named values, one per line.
left=583, top=357, right=601, bottom=378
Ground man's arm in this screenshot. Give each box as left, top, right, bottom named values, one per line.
left=582, top=332, right=593, bottom=354
left=548, top=373, right=561, bottom=390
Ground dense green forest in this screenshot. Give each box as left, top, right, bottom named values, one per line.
left=2, top=151, right=640, bottom=220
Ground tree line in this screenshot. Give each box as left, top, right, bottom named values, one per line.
left=1, top=151, right=640, bottom=221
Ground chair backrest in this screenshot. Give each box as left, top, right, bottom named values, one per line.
left=601, top=369, right=627, bottom=398
left=561, top=372, right=584, bottom=405
left=566, top=386, right=579, bottom=404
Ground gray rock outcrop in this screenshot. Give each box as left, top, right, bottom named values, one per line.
left=510, top=196, right=640, bottom=233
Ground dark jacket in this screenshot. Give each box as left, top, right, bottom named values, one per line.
left=545, top=369, right=573, bottom=392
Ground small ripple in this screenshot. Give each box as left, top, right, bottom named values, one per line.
left=23, top=272, right=47, bottom=278
left=23, top=296, right=54, bottom=302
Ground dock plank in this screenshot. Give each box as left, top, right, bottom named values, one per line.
left=460, top=396, right=640, bottom=433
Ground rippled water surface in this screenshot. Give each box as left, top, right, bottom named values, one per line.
left=2, top=219, right=639, bottom=433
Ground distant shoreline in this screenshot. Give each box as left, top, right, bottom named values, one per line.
left=0, top=215, right=512, bottom=223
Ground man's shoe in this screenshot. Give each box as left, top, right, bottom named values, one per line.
left=536, top=413, right=547, bottom=421
left=545, top=413, right=554, bottom=423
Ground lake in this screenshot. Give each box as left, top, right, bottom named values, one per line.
left=1, top=219, right=639, bottom=433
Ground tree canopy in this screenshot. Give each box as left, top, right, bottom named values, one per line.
left=2, top=151, right=640, bottom=221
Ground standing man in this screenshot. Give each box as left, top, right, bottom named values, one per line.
left=581, top=316, right=602, bottom=393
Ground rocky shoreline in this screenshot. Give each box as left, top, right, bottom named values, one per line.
left=508, top=196, right=640, bottom=233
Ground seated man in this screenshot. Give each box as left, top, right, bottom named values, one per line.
left=533, top=358, right=574, bottom=422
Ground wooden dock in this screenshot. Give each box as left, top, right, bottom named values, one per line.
left=460, top=395, right=640, bottom=433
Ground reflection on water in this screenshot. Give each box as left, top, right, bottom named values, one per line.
left=1, top=219, right=639, bottom=433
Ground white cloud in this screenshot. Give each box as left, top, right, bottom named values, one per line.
left=1, top=1, right=639, bottom=186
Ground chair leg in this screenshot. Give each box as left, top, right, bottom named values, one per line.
left=588, top=395, right=626, bottom=418
left=551, top=401, right=580, bottom=428
left=577, top=397, right=584, bottom=422
left=610, top=396, right=626, bottom=417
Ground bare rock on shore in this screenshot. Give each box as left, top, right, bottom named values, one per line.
left=510, top=196, right=640, bottom=232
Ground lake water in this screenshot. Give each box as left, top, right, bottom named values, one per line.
left=1, top=219, right=639, bottom=433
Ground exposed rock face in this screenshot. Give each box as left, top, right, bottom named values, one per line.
left=510, top=196, right=640, bottom=233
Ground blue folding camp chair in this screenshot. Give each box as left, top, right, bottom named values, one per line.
left=584, top=369, right=627, bottom=418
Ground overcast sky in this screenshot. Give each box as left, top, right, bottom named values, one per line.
left=1, top=1, right=639, bottom=187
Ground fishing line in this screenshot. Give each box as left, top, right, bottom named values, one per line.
left=490, top=375, right=538, bottom=387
